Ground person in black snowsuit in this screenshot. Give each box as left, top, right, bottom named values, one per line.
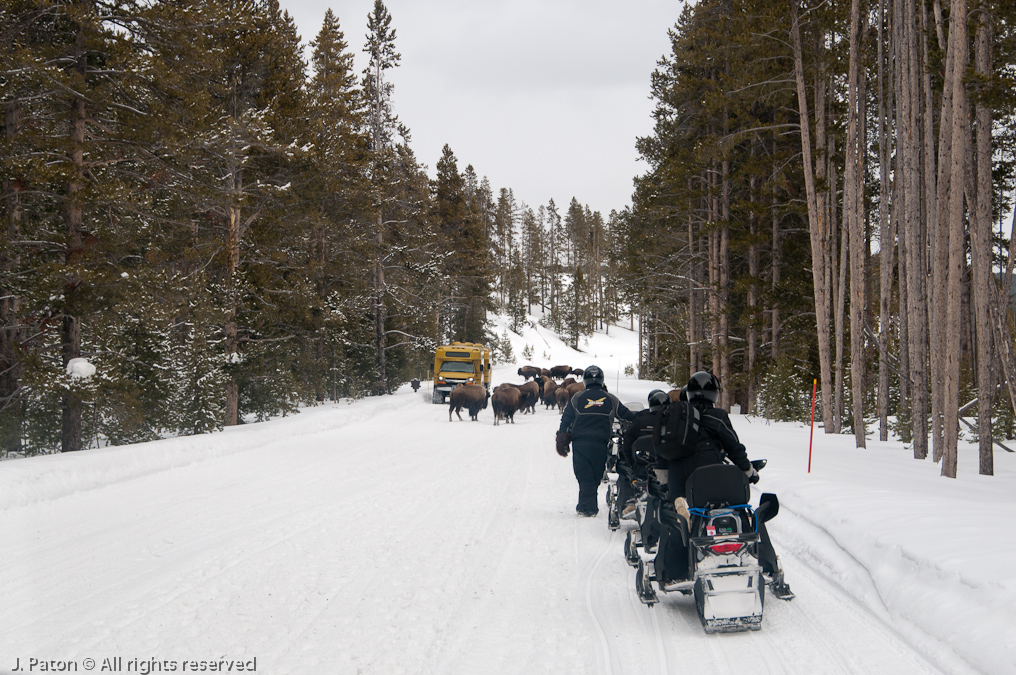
left=556, top=365, right=636, bottom=517
left=616, top=389, right=671, bottom=519
left=656, top=371, right=785, bottom=587
left=666, top=372, right=756, bottom=501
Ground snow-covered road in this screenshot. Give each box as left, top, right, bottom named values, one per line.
left=2, top=385, right=982, bottom=675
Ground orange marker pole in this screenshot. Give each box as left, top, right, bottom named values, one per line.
left=808, top=378, right=817, bottom=473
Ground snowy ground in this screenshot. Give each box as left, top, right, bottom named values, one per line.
left=2, top=317, right=1013, bottom=675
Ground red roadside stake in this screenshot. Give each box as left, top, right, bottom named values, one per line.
left=808, top=378, right=817, bottom=473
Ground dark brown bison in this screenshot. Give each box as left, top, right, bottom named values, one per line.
left=565, top=382, right=586, bottom=397
left=555, top=386, right=571, bottom=411
left=571, top=368, right=585, bottom=377
left=491, top=386, right=522, bottom=425
left=562, top=376, right=577, bottom=386
left=517, top=380, right=540, bottom=413
left=556, top=382, right=588, bottom=412
left=541, top=368, right=553, bottom=379
left=517, top=366, right=541, bottom=380
left=497, top=381, right=539, bottom=414
left=541, top=376, right=559, bottom=409
left=449, top=384, right=489, bottom=421
left=550, top=365, right=572, bottom=380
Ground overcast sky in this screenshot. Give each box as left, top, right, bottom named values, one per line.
left=277, top=0, right=683, bottom=219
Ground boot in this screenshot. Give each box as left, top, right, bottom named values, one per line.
left=673, top=497, right=691, bottom=529
left=576, top=481, right=599, bottom=516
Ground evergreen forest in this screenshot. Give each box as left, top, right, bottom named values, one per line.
left=617, top=0, right=1016, bottom=476
left=0, top=0, right=616, bottom=455
left=4, top=0, right=1016, bottom=480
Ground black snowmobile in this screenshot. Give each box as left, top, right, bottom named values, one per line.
left=628, top=455, right=794, bottom=633
left=604, top=402, right=643, bottom=531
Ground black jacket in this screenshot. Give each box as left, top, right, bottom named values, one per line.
left=559, top=386, right=636, bottom=443
left=691, top=400, right=751, bottom=471
left=620, top=407, right=663, bottom=465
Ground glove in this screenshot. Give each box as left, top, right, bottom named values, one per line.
left=556, top=431, right=572, bottom=457
left=744, top=466, right=759, bottom=484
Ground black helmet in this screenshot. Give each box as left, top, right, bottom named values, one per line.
left=686, top=371, right=719, bottom=403
left=583, top=365, right=605, bottom=388
left=648, top=389, right=670, bottom=412
left=679, top=386, right=688, bottom=402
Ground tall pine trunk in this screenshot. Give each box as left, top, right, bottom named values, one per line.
left=972, top=0, right=993, bottom=475
left=791, top=0, right=836, bottom=433
left=876, top=0, right=894, bottom=442
left=902, top=0, right=930, bottom=459
left=61, top=68, right=87, bottom=452
left=846, top=0, right=866, bottom=446
left=1, top=101, right=23, bottom=454
left=771, top=152, right=781, bottom=361
left=941, top=0, right=970, bottom=478
left=373, top=214, right=388, bottom=394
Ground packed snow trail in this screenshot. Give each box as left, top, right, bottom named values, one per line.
left=0, top=386, right=957, bottom=675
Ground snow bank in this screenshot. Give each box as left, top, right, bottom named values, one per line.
left=0, top=394, right=418, bottom=512
left=750, top=418, right=1016, bottom=675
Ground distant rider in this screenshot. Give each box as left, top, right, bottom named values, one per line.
left=556, top=365, right=636, bottom=517
left=616, top=389, right=672, bottom=519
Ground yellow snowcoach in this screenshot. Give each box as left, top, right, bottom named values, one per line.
left=432, top=342, right=491, bottom=404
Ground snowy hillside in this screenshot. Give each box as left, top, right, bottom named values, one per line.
left=1, top=315, right=1013, bottom=675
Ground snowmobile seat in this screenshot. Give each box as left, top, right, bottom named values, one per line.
left=685, top=464, right=750, bottom=510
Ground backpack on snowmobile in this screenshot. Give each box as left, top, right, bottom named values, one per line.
left=651, top=400, right=700, bottom=460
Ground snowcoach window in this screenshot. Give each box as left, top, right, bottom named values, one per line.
left=440, top=361, right=475, bottom=373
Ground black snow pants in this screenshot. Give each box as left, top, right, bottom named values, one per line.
left=573, top=438, right=609, bottom=512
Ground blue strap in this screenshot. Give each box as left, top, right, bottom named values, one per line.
left=689, top=504, right=758, bottom=531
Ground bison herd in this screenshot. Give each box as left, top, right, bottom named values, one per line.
left=448, top=364, right=586, bottom=425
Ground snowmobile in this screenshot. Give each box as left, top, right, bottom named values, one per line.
left=604, top=403, right=643, bottom=532
left=623, top=437, right=666, bottom=566
left=630, top=458, right=794, bottom=633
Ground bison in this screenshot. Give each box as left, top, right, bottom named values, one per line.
left=496, top=381, right=539, bottom=414
left=491, top=386, right=522, bottom=426
left=517, top=366, right=541, bottom=381
left=555, top=386, right=571, bottom=411
left=571, top=368, right=585, bottom=377
left=565, top=381, right=586, bottom=397
left=550, top=365, right=572, bottom=380
left=541, top=376, right=558, bottom=409
left=449, top=384, right=489, bottom=421
left=517, top=380, right=540, bottom=414
left=541, top=368, right=553, bottom=379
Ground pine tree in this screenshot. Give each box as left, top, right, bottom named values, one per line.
left=363, top=0, right=402, bottom=394
left=305, top=8, right=371, bottom=401
left=433, top=145, right=490, bottom=342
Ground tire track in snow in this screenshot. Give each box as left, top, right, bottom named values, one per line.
left=645, top=599, right=670, bottom=675
left=769, top=507, right=966, bottom=675
left=582, top=525, right=620, bottom=675
left=617, top=527, right=671, bottom=675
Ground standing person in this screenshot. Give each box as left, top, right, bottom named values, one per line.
left=555, top=365, right=636, bottom=516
